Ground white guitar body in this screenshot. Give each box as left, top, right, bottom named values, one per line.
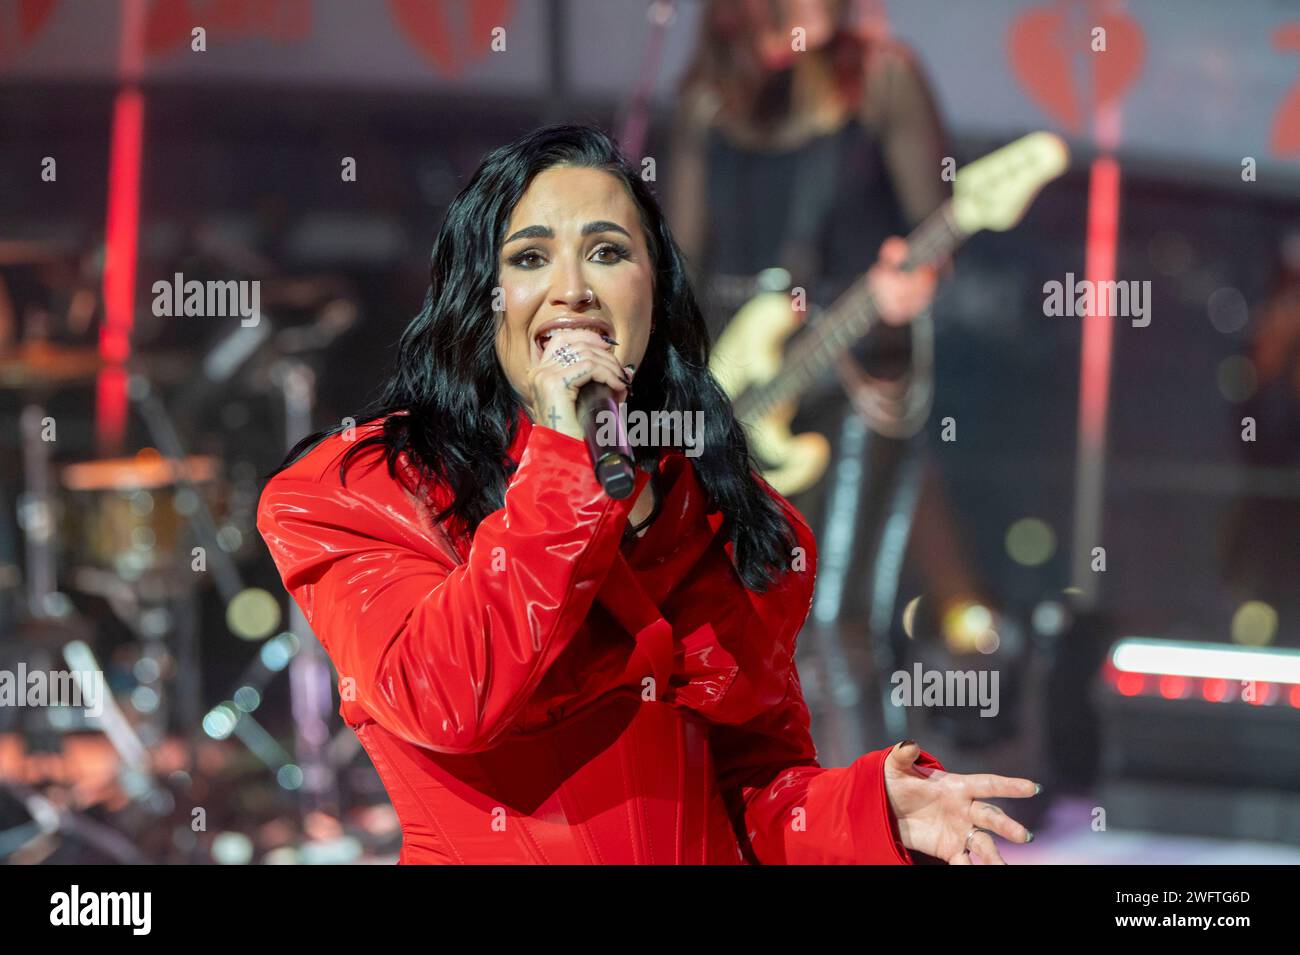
left=710, top=291, right=830, bottom=496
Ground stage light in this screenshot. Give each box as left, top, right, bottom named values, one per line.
left=941, top=600, right=993, bottom=653
left=1231, top=600, right=1277, bottom=647
left=1202, top=678, right=1229, bottom=702
left=202, top=704, right=238, bottom=740
left=277, top=765, right=304, bottom=790
left=1158, top=675, right=1188, bottom=699
left=173, top=488, right=198, bottom=515
left=975, top=629, right=1000, bottom=654
left=212, top=832, right=254, bottom=865
left=140, top=607, right=170, bottom=637
left=233, top=686, right=262, bottom=713
left=259, top=633, right=298, bottom=671
left=1207, top=286, right=1249, bottom=334
left=1111, top=637, right=1300, bottom=684
left=1031, top=599, right=1070, bottom=637
left=116, top=552, right=147, bottom=580
left=1216, top=355, right=1257, bottom=403
left=1116, top=672, right=1144, bottom=696
left=216, top=525, right=243, bottom=552
left=1005, top=517, right=1055, bottom=566
left=1244, top=682, right=1278, bottom=706
left=130, top=686, right=160, bottom=713
left=132, top=656, right=161, bottom=683
left=901, top=595, right=921, bottom=639
left=226, top=587, right=282, bottom=640
left=299, top=836, right=363, bottom=865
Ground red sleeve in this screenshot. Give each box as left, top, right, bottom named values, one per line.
left=711, top=665, right=946, bottom=864
left=256, top=425, right=638, bottom=755
left=708, top=477, right=946, bottom=864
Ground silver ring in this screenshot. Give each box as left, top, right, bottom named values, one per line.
left=552, top=344, right=581, bottom=367
left=964, top=827, right=985, bottom=854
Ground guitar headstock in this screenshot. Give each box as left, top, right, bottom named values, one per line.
left=952, top=131, right=1070, bottom=235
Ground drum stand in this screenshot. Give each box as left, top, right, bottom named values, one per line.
left=0, top=404, right=157, bottom=863
left=128, top=369, right=341, bottom=823
left=269, top=358, right=340, bottom=821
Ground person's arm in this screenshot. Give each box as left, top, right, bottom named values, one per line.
left=256, top=425, right=639, bottom=755
left=706, top=481, right=946, bottom=863
left=839, top=43, right=950, bottom=419
left=873, top=42, right=950, bottom=231
left=711, top=664, right=945, bottom=864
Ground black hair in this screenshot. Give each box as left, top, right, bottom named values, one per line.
left=274, top=122, right=797, bottom=591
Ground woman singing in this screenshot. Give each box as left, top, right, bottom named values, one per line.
left=257, top=123, right=1037, bottom=864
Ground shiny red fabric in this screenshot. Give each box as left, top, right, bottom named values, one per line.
left=257, top=410, right=945, bottom=864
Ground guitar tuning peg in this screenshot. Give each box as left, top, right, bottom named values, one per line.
left=757, top=267, right=792, bottom=293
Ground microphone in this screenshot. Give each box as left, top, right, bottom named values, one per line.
left=576, top=382, right=636, bottom=499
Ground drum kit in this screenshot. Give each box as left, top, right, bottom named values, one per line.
left=0, top=242, right=362, bottom=862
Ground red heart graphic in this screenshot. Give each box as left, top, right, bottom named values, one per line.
left=143, top=0, right=308, bottom=56
left=1008, top=1, right=1144, bottom=132
left=1008, top=4, right=1080, bottom=130
left=1272, top=86, right=1300, bottom=156
left=143, top=0, right=194, bottom=54
left=1091, top=9, right=1144, bottom=108
left=0, top=0, right=59, bottom=62
left=388, top=0, right=515, bottom=78
left=1271, top=24, right=1300, bottom=156
left=1275, top=23, right=1300, bottom=53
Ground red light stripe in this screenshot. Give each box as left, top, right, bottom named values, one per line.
left=97, top=87, right=144, bottom=454
left=1079, top=155, right=1120, bottom=445
left=97, top=0, right=146, bottom=455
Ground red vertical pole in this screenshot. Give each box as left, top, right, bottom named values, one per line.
left=1070, top=99, right=1122, bottom=603
left=97, top=0, right=146, bottom=455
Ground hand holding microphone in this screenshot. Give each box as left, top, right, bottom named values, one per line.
left=527, top=328, right=637, bottom=497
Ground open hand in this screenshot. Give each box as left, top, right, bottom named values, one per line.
left=884, top=740, right=1039, bottom=864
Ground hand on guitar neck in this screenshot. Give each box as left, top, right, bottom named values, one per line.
left=866, top=235, right=941, bottom=328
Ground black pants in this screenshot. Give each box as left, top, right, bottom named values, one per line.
left=786, top=374, right=923, bottom=764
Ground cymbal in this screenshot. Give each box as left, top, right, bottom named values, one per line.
left=62, top=453, right=219, bottom=492
left=0, top=344, right=238, bottom=392
left=0, top=342, right=102, bottom=389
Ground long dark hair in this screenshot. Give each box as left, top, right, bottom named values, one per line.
left=275, top=123, right=798, bottom=592
left=680, top=0, right=870, bottom=134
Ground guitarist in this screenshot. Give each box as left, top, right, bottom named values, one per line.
left=667, top=0, right=983, bottom=749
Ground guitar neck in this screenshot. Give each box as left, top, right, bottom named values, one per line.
left=733, top=202, right=968, bottom=423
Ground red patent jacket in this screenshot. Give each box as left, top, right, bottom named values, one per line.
left=257, top=410, right=945, bottom=864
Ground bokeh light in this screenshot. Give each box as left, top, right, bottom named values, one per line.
left=1231, top=601, right=1277, bottom=647
left=1216, top=355, right=1257, bottom=402
left=1006, top=518, right=1056, bottom=566
left=1207, top=286, right=1249, bottom=334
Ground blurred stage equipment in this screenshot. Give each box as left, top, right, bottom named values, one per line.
left=1095, top=637, right=1300, bottom=844
left=123, top=293, right=356, bottom=822
left=0, top=356, right=166, bottom=862
left=270, top=353, right=340, bottom=819
left=0, top=255, right=361, bottom=859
